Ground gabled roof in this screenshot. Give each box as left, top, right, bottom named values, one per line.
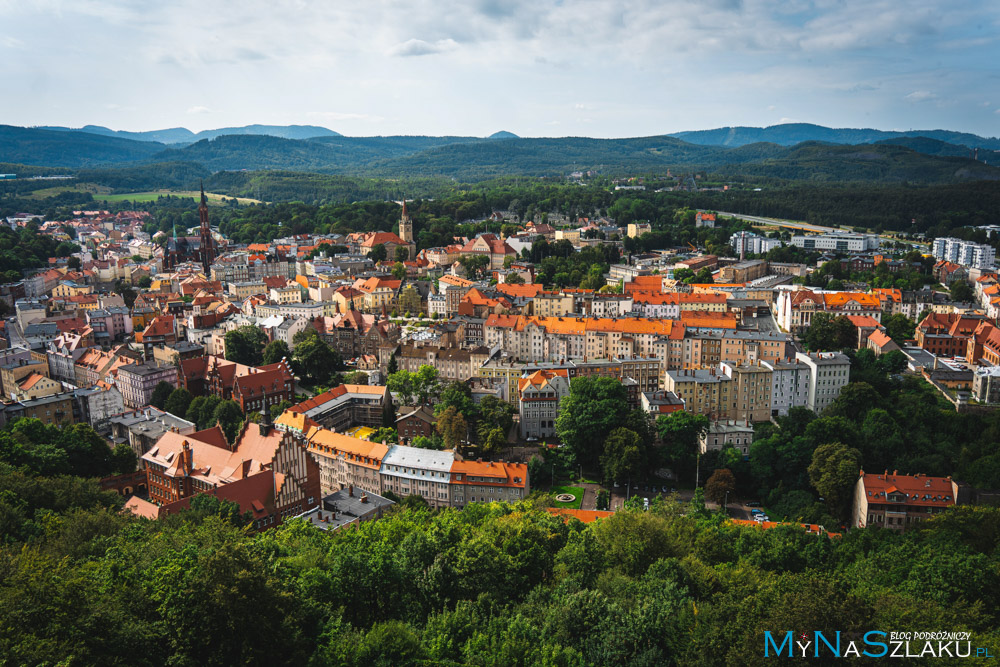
left=867, top=330, right=896, bottom=349
left=18, top=373, right=51, bottom=391
left=360, top=231, right=407, bottom=248
left=517, top=368, right=568, bottom=393
left=846, top=315, right=881, bottom=328
left=860, top=471, right=956, bottom=508
left=495, top=283, right=544, bottom=299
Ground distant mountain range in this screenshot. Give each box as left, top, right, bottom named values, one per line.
left=34, top=123, right=343, bottom=144
left=1, top=123, right=998, bottom=184
left=669, top=122, right=1000, bottom=151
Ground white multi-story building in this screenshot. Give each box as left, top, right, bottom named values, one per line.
left=730, top=231, right=782, bottom=257
left=790, top=232, right=880, bottom=253
left=931, top=237, right=996, bottom=270
left=379, top=446, right=457, bottom=508
left=760, top=358, right=811, bottom=417
left=794, top=351, right=851, bottom=414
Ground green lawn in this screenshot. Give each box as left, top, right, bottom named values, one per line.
left=550, top=485, right=585, bottom=510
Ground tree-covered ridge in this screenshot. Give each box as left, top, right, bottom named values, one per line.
left=4, top=123, right=999, bottom=185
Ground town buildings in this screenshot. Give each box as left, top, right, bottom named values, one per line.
left=284, top=384, right=391, bottom=433
left=286, top=421, right=530, bottom=508
left=131, top=417, right=321, bottom=530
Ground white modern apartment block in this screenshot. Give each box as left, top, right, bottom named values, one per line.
left=790, top=232, right=880, bottom=252
left=794, top=351, right=851, bottom=414
left=760, top=358, right=811, bottom=417
left=730, top=231, right=782, bottom=256
left=931, top=237, right=996, bottom=270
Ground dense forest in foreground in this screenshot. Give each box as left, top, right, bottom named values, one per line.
left=2, top=472, right=999, bottom=666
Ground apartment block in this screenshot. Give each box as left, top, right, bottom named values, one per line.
left=794, top=351, right=851, bottom=414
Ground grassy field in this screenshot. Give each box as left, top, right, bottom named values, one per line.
left=550, top=485, right=585, bottom=510
left=88, top=190, right=264, bottom=205
left=26, top=183, right=111, bottom=199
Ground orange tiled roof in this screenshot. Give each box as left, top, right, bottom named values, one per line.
left=846, top=315, right=881, bottom=328
left=822, top=292, right=881, bottom=309
left=517, top=368, right=568, bottom=393
left=496, top=283, right=544, bottom=298
left=450, top=459, right=527, bottom=488
left=730, top=519, right=840, bottom=538
left=546, top=508, right=615, bottom=524
left=679, top=311, right=738, bottom=328
left=860, top=471, right=956, bottom=508
left=306, top=428, right=388, bottom=470
left=867, top=330, right=894, bottom=348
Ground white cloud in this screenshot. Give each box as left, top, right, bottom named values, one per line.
left=186, top=106, right=214, bottom=115
left=387, top=38, right=458, bottom=57
left=903, top=90, right=938, bottom=102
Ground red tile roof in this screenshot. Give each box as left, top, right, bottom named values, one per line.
left=546, top=508, right=615, bottom=524
left=860, top=471, right=956, bottom=508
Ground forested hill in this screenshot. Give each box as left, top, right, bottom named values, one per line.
left=0, top=125, right=165, bottom=167
left=2, top=123, right=1000, bottom=184
left=671, top=122, right=1000, bottom=150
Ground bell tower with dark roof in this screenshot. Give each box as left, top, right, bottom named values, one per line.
left=198, top=183, right=217, bottom=272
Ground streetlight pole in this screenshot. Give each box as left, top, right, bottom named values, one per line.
left=724, top=490, right=729, bottom=515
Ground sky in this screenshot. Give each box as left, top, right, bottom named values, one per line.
left=1, top=0, right=999, bottom=138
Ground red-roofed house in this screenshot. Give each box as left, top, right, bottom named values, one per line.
left=866, top=330, right=901, bottom=355
left=460, top=233, right=517, bottom=269
left=852, top=470, right=961, bottom=531
left=134, top=418, right=321, bottom=531
left=135, top=315, right=177, bottom=359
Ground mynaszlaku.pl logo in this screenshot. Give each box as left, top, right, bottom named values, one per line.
left=764, top=631, right=992, bottom=659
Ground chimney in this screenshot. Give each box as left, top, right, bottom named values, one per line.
left=348, top=485, right=354, bottom=497
left=361, top=495, right=368, bottom=503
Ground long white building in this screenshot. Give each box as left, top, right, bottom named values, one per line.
left=790, top=232, right=880, bottom=252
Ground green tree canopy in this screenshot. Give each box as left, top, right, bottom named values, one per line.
left=262, top=339, right=290, bottom=366
left=225, top=325, right=268, bottom=366
left=149, top=381, right=174, bottom=409
left=555, top=376, right=629, bottom=467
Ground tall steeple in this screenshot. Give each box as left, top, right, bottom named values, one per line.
left=399, top=197, right=413, bottom=244
left=198, top=181, right=216, bottom=272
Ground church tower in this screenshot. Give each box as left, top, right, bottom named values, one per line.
left=399, top=198, right=413, bottom=244
left=198, top=183, right=217, bottom=272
